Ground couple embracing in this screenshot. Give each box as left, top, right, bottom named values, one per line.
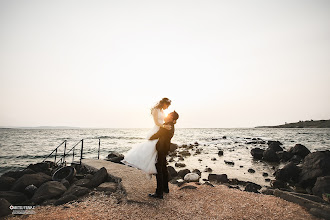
left=122, top=98, right=179, bottom=199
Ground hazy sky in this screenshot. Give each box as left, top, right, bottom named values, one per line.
left=1, top=0, right=329, bottom=128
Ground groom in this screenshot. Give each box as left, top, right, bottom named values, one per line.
left=148, top=111, right=179, bottom=199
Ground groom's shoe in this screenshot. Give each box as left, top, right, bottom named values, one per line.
left=148, top=193, right=163, bottom=199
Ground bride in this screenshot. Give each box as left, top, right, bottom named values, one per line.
left=122, top=98, right=172, bottom=174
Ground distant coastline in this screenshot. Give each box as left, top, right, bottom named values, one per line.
left=256, top=119, right=330, bottom=128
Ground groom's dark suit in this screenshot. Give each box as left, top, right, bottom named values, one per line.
left=149, top=121, right=175, bottom=195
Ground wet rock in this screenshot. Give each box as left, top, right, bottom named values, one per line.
left=277, top=151, right=293, bottom=162
left=267, top=141, right=283, bottom=146
left=179, top=150, right=191, bottom=157
left=0, top=198, right=11, bottom=217
left=239, top=166, right=244, bottom=168
left=0, top=176, right=16, bottom=191
left=270, top=180, right=286, bottom=189
left=192, top=169, right=201, bottom=177
left=265, top=178, right=271, bottom=182
left=208, top=174, right=228, bottom=183
left=198, top=159, right=203, bottom=162
left=178, top=169, right=190, bottom=179
left=289, top=144, right=311, bottom=158
left=250, top=148, right=265, bottom=160
left=107, top=151, right=124, bottom=163
left=25, top=184, right=38, bottom=198
left=261, top=189, right=274, bottom=195
left=248, top=169, right=255, bottom=173
left=0, top=191, right=27, bottom=204
left=32, top=181, right=66, bottom=204
left=275, top=162, right=300, bottom=183
left=218, top=150, right=224, bottom=156
left=224, top=160, right=235, bottom=166
left=222, top=136, right=227, bottom=139
left=54, top=194, right=78, bottom=206
left=211, top=158, right=217, bottom=161
left=86, top=167, right=108, bottom=188
left=312, top=176, right=330, bottom=198
left=11, top=172, right=52, bottom=192
left=96, top=182, right=117, bottom=192
left=168, top=157, right=174, bottom=162
left=194, top=142, right=199, bottom=146
left=244, top=183, right=261, bottom=193
left=168, top=166, right=178, bottom=179
left=27, top=162, right=52, bottom=175
left=61, top=179, right=70, bottom=189
left=63, top=185, right=90, bottom=197
left=2, top=168, right=36, bottom=180
left=175, top=163, right=186, bottom=168
left=180, top=185, right=197, bottom=190
left=204, top=168, right=212, bottom=172
left=268, top=142, right=283, bottom=152
left=184, top=173, right=200, bottom=182
left=299, top=151, right=330, bottom=188
left=169, top=143, right=178, bottom=152
left=85, top=174, right=93, bottom=180
left=289, top=155, right=302, bottom=164
left=74, top=179, right=90, bottom=188
left=263, top=148, right=280, bottom=162
left=262, top=172, right=269, bottom=177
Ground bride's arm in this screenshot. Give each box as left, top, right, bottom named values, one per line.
left=152, top=109, right=163, bottom=127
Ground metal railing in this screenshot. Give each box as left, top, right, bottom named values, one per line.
left=42, top=138, right=101, bottom=166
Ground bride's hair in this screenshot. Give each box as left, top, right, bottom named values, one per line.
left=151, top=98, right=171, bottom=114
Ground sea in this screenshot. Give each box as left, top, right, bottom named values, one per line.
left=1, top=128, right=330, bottom=186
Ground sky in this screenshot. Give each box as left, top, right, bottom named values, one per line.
left=0, top=0, right=329, bottom=128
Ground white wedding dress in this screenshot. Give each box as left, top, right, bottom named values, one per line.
left=122, top=109, right=165, bottom=174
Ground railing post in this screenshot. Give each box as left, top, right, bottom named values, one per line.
left=54, top=148, right=57, bottom=164
left=80, top=139, right=84, bottom=164
left=63, top=140, right=67, bottom=166
left=98, top=138, right=100, bottom=159
left=72, top=146, right=75, bottom=164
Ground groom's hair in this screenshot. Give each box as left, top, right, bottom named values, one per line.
left=169, top=111, right=179, bottom=120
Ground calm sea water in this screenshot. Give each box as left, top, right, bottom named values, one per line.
left=1, top=128, right=330, bottom=185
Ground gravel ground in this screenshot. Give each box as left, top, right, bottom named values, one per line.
left=6, top=184, right=318, bottom=220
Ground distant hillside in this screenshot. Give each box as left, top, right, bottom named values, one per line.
left=257, top=119, right=330, bottom=128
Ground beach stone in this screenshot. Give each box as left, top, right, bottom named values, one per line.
left=299, top=151, right=330, bottom=188
left=194, top=142, right=199, bottom=146
left=169, top=143, right=178, bottom=152
left=175, top=163, right=186, bottom=168
left=107, top=151, right=124, bottom=163
left=208, top=174, right=228, bottom=183
left=263, top=148, right=280, bottom=162
left=167, top=166, right=178, bottom=180
left=244, top=183, right=262, bottom=193
left=277, top=151, right=293, bottom=162
left=63, top=185, right=90, bottom=197
left=270, top=180, right=286, bottom=189
left=32, top=181, right=66, bottom=204
left=211, top=158, right=217, bottom=161
left=267, top=141, right=283, bottom=146
left=54, top=194, right=78, bottom=206
left=312, top=176, right=330, bottom=198
left=0, top=191, right=27, bottom=204
left=179, top=150, right=191, bottom=157
left=289, top=155, right=303, bottom=165
left=275, top=162, right=300, bottom=183
left=250, top=148, right=264, bottom=160
left=248, top=169, right=255, bottom=173
left=74, top=178, right=90, bottom=187
left=11, top=172, right=51, bottom=192
left=85, top=174, right=93, bottom=180
left=261, top=189, right=274, bottom=195
left=27, top=162, right=51, bottom=174
left=184, top=173, right=200, bottom=182
left=218, top=150, right=224, bottom=156
left=204, top=167, right=212, bottom=172
left=289, top=144, right=311, bottom=158
left=24, top=184, right=38, bottom=198
left=268, top=142, right=283, bottom=152
left=198, top=159, right=203, bottom=162
left=0, top=176, right=16, bottom=191
left=86, top=167, right=108, bottom=188
left=0, top=198, right=11, bottom=217
left=2, top=168, right=36, bottom=180
left=96, top=182, right=117, bottom=192
left=263, top=172, right=269, bottom=177
left=224, top=160, right=235, bottom=166
left=192, top=169, right=201, bottom=177
left=178, top=169, right=190, bottom=179
left=61, top=179, right=70, bottom=189
left=265, top=178, right=271, bottom=182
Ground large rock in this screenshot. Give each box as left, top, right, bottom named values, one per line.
left=244, top=183, right=262, bottom=193
left=175, top=163, right=186, bottom=168
left=208, top=174, right=228, bottom=183
left=274, top=162, right=300, bottom=183
left=74, top=178, right=90, bottom=187
left=11, top=172, right=51, bottom=192
left=0, top=198, right=12, bottom=217
left=289, top=144, right=311, bottom=158
left=96, top=182, right=117, bottom=192
left=167, top=166, right=178, bottom=180
left=63, top=185, right=90, bottom=197
left=0, top=191, right=27, bottom=204
left=2, top=168, right=36, bottom=180
left=268, top=142, right=283, bottom=152
left=276, top=151, right=293, bottom=162
left=267, top=141, right=283, bottom=146
left=177, top=169, right=190, bottom=179
left=107, top=152, right=124, bottom=163
left=54, top=194, right=78, bottom=206
left=169, top=143, right=178, bottom=152
left=27, top=162, right=52, bottom=174
left=192, top=169, right=202, bottom=177
left=86, top=167, right=108, bottom=188
left=250, top=148, right=264, bottom=160
left=184, top=173, right=200, bottom=182
left=299, top=151, right=330, bottom=188
left=31, top=181, right=67, bottom=204
left=0, top=176, right=16, bottom=191
left=312, top=176, right=330, bottom=198
left=263, top=148, right=280, bottom=162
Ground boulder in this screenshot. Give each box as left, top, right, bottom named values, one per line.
left=85, top=174, right=93, bottom=180
left=208, top=174, right=228, bottom=183
left=274, top=162, right=300, bottom=183
left=96, top=182, right=117, bottom=192
left=0, top=176, right=16, bottom=191
left=107, top=151, right=124, bottom=163
left=27, top=162, right=52, bottom=174
left=268, top=142, right=283, bottom=152
left=289, top=144, right=311, bottom=158
left=61, top=179, right=70, bottom=189
left=54, top=194, right=78, bottom=206
left=11, top=172, right=51, bottom=192
left=312, top=176, right=330, bottom=198
left=2, top=168, right=36, bottom=180
left=167, top=166, right=178, bottom=180
left=244, top=183, right=261, bottom=193
left=276, top=151, right=293, bottom=162
left=299, top=151, right=330, bottom=188
left=86, top=167, right=108, bottom=188
left=270, top=180, right=286, bottom=189
left=184, top=173, right=200, bottom=182
left=63, top=185, right=90, bottom=197
left=192, top=169, right=201, bottom=177
left=25, top=184, right=38, bottom=198
left=250, top=148, right=264, bottom=160
left=0, top=198, right=12, bottom=217
left=178, top=169, right=190, bottom=179
left=267, top=141, right=283, bottom=146
left=289, top=155, right=303, bottom=164
left=0, top=191, right=27, bottom=204
left=31, top=181, right=67, bottom=204
left=175, top=163, right=186, bottom=168
left=169, top=143, right=178, bottom=152
left=74, top=178, right=91, bottom=187
left=263, top=148, right=280, bottom=162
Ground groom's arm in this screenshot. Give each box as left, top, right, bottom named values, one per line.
left=149, top=128, right=166, bottom=140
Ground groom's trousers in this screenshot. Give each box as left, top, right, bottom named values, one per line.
left=155, top=152, right=169, bottom=195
